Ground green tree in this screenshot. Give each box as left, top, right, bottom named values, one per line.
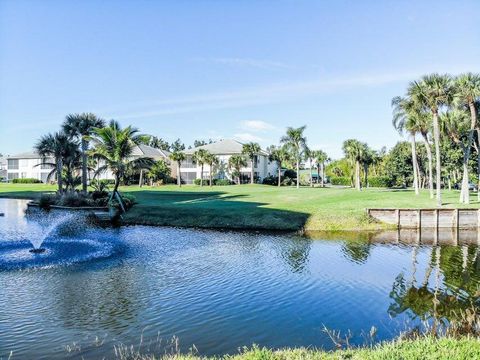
left=146, top=159, right=171, bottom=185
left=192, top=148, right=209, bottom=186
left=280, top=126, right=307, bottom=189
left=169, top=139, right=186, bottom=187
left=62, top=113, right=105, bottom=193
left=228, top=155, right=247, bottom=184
left=90, top=120, right=154, bottom=198
left=314, top=150, right=329, bottom=187
left=342, top=139, right=366, bottom=190
left=144, top=136, right=170, bottom=151
left=242, top=142, right=261, bottom=184
left=304, top=147, right=315, bottom=187
left=268, top=145, right=291, bottom=187
left=408, top=74, right=454, bottom=206
left=453, top=73, right=480, bottom=203
left=35, top=132, right=75, bottom=193
left=204, top=152, right=219, bottom=187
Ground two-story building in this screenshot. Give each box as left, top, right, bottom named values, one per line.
left=181, top=139, right=277, bottom=184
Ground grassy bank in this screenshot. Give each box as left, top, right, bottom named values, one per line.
left=102, top=337, right=480, bottom=360
left=1, top=183, right=480, bottom=231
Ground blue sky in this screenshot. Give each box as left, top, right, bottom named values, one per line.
left=1, top=0, right=479, bottom=158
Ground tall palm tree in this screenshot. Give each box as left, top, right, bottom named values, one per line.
left=304, top=147, right=315, bottom=187
left=169, top=139, right=186, bottom=187
left=62, top=113, right=105, bottom=193
left=280, top=126, right=307, bottom=189
left=241, top=142, right=261, bottom=184
left=268, top=145, right=290, bottom=187
left=440, top=109, right=471, bottom=203
left=204, top=152, right=219, bottom=187
left=228, top=155, right=247, bottom=184
left=35, top=132, right=75, bottom=193
left=342, top=139, right=366, bottom=191
left=392, top=96, right=427, bottom=196
left=454, top=73, right=480, bottom=203
left=408, top=74, right=454, bottom=206
left=192, top=148, right=209, bottom=186
left=90, top=120, right=154, bottom=200
left=314, top=150, right=328, bottom=187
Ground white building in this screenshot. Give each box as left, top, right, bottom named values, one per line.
left=6, top=144, right=174, bottom=183
left=182, top=139, right=277, bottom=184
left=0, top=157, right=7, bottom=181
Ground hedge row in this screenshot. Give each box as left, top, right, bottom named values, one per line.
left=12, top=178, right=43, bottom=184
left=330, top=176, right=392, bottom=188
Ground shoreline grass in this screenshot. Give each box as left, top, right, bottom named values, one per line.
left=1, top=184, right=480, bottom=231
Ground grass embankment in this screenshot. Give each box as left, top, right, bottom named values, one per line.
left=1, top=184, right=479, bottom=231
left=112, top=337, right=480, bottom=360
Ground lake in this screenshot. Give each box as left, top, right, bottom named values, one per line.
left=0, top=198, right=478, bottom=359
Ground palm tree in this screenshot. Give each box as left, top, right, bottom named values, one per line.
left=314, top=150, right=328, bottom=187
left=35, top=132, right=75, bottom=193
left=268, top=145, right=290, bottom=187
left=90, top=120, right=154, bottom=203
left=453, top=73, right=480, bottom=203
left=281, top=126, right=307, bottom=189
left=169, top=139, right=186, bottom=187
left=192, top=148, right=209, bottom=186
left=408, top=74, right=454, bottom=206
left=440, top=109, right=471, bottom=203
left=392, top=96, right=426, bottom=195
left=204, top=152, right=219, bottom=187
left=304, top=147, right=315, bottom=187
left=62, top=113, right=105, bottom=193
left=342, top=139, right=366, bottom=190
left=228, top=155, right=247, bottom=184
left=241, top=142, right=261, bottom=184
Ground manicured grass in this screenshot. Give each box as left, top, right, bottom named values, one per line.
left=114, top=337, right=480, bottom=359
left=1, top=183, right=479, bottom=231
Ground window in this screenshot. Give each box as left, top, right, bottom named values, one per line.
left=181, top=156, right=196, bottom=168
left=7, top=173, right=19, bottom=180
left=7, top=159, right=18, bottom=170
left=180, top=171, right=197, bottom=184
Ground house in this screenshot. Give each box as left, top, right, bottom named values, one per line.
left=182, top=139, right=277, bottom=184
left=6, top=144, right=174, bottom=183
left=0, top=157, right=7, bottom=181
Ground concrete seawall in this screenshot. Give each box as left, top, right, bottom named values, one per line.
left=367, top=208, right=480, bottom=229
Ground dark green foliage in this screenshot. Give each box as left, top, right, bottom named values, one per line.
left=213, top=179, right=233, bottom=186
left=367, top=176, right=392, bottom=188
left=12, top=178, right=42, bottom=184
left=38, top=194, right=56, bottom=210
left=330, top=176, right=351, bottom=186
left=283, top=169, right=297, bottom=179
left=262, top=175, right=278, bottom=185
left=384, top=141, right=414, bottom=187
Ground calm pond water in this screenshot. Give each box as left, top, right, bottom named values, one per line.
left=0, top=198, right=479, bottom=359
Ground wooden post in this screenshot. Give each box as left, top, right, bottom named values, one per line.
left=396, top=209, right=400, bottom=229
left=417, top=209, right=421, bottom=244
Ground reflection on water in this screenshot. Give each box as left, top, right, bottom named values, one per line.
left=1, top=199, right=480, bottom=359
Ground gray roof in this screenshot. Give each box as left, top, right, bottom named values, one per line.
left=7, top=151, right=40, bottom=159
left=185, top=139, right=268, bottom=155
left=132, top=144, right=171, bottom=161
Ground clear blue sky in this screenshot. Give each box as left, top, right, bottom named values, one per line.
left=1, top=0, right=479, bottom=158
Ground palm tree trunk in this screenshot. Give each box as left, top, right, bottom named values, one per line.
left=476, top=128, right=480, bottom=201
left=321, top=162, right=325, bottom=187
left=310, top=164, right=313, bottom=187
left=200, top=164, right=204, bottom=186
left=364, top=164, right=368, bottom=188
left=411, top=135, right=419, bottom=195
left=277, top=164, right=281, bottom=187
left=432, top=111, right=442, bottom=206
left=56, top=157, right=63, bottom=193
left=138, top=169, right=143, bottom=187
left=422, top=133, right=434, bottom=199
left=355, top=160, right=361, bottom=190
left=177, top=161, right=182, bottom=187
left=209, top=163, right=213, bottom=187
left=251, top=158, right=254, bottom=184
left=296, top=159, right=300, bottom=189
left=460, top=142, right=470, bottom=204
left=81, top=139, right=88, bottom=193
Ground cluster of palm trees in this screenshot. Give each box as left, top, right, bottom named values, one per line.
left=35, top=113, right=154, bottom=196
left=392, top=73, right=480, bottom=205
left=340, top=139, right=380, bottom=191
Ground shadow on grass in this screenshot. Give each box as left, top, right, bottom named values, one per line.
left=122, top=190, right=309, bottom=231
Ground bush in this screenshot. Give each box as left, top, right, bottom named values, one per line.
left=262, top=175, right=279, bottom=186
left=91, top=190, right=109, bottom=201
left=57, top=192, right=95, bottom=207
left=281, top=177, right=295, bottom=186
left=112, top=193, right=136, bottom=211
left=213, top=179, right=233, bottom=186
left=283, top=169, right=297, bottom=180
left=194, top=178, right=210, bottom=186
left=367, top=176, right=392, bottom=188
left=330, top=176, right=352, bottom=186
left=12, top=178, right=42, bottom=184
left=38, top=194, right=56, bottom=210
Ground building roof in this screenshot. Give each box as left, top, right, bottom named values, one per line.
left=7, top=151, right=40, bottom=159
left=132, top=144, right=171, bottom=160
left=185, top=139, right=268, bottom=155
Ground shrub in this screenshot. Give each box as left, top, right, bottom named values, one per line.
left=57, top=192, right=95, bottom=207
left=194, top=178, right=210, bottom=186
left=330, top=176, right=352, bottom=186
left=367, top=176, right=392, bottom=188
left=213, top=179, right=232, bottom=186
left=262, top=175, right=279, bottom=186
left=283, top=169, right=296, bottom=180
left=91, top=190, right=109, bottom=201
left=38, top=194, right=56, bottom=210
left=112, top=193, right=136, bottom=211
left=12, top=178, right=42, bottom=184
left=281, top=177, right=295, bottom=186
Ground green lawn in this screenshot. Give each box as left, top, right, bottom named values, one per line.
left=2, top=183, right=479, bottom=231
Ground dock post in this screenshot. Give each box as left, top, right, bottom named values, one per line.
left=396, top=209, right=400, bottom=229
